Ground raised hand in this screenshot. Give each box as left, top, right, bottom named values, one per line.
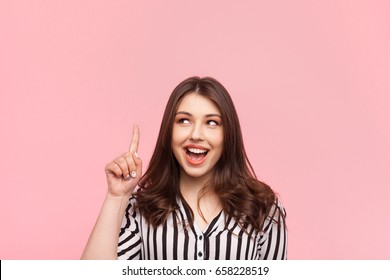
left=104, top=125, right=142, bottom=197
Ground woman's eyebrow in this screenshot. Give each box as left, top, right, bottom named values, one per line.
left=175, top=111, right=192, bottom=116
left=175, top=111, right=222, bottom=118
left=206, top=113, right=222, bottom=118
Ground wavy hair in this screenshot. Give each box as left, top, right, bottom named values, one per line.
left=135, top=76, right=281, bottom=231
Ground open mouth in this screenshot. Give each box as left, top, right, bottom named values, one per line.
left=185, top=147, right=208, bottom=164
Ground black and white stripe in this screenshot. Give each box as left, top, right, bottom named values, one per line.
left=117, top=197, right=287, bottom=260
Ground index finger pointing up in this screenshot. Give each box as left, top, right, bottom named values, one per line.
left=129, top=124, right=140, bottom=153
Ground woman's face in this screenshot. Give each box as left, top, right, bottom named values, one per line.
left=172, top=92, right=224, bottom=181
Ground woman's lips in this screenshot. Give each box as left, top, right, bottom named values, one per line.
left=185, top=148, right=208, bottom=165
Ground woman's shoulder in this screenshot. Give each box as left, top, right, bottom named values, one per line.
left=123, top=195, right=139, bottom=214
left=267, top=197, right=287, bottom=224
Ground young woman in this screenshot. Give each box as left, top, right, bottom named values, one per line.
left=81, top=76, right=287, bottom=260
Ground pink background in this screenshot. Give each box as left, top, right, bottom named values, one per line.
left=1, top=1, right=389, bottom=259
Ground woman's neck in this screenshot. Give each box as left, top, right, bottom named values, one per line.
left=179, top=170, right=222, bottom=230
left=179, top=170, right=213, bottom=196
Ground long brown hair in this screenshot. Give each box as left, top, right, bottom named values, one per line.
left=135, top=76, right=282, bottom=231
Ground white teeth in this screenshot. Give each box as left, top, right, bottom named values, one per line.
left=187, top=148, right=207, bottom=154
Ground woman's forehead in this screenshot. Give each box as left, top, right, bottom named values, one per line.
left=176, top=92, right=221, bottom=115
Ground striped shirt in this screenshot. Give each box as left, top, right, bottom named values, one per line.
left=117, top=197, right=287, bottom=260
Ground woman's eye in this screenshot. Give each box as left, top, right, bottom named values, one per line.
left=207, top=120, right=219, bottom=126
left=178, top=118, right=190, bottom=124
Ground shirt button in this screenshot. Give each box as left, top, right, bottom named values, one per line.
left=198, top=252, right=203, bottom=257
left=199, top=235, right=203, bottom=240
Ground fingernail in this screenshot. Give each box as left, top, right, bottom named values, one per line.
left=135, top=151, right=139, bottom=158
left=125, top=174, right=131, bottom=181
left=131, top=171, right=137, bottom=178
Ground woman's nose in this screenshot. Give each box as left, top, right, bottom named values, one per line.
left=189, top=123, right=204, bottom=141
